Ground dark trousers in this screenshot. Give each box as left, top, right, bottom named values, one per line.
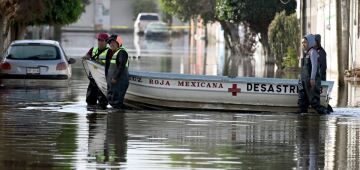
left=86, top=76, right=108, bottom=108
left=107, top=78, right=129, bottom=109
left=298, top=80, right=328, bottom=114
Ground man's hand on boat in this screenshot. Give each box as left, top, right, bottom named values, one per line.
left=82, top=54, right=91, bottom=60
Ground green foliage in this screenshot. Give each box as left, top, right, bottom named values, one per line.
left=0, top=0, right=85, bottom=26
left=132, top=0, right=158, bottom=18
left=216, top=0, right=296, bottom=36
left=157, top=0, right=170, bottom=24
left=268, top=12, right=300, bottom=69
left=160, top=0, right=297, bottom=59
left=283, top=47, right=298, bottom=68
left=40, top=0, right=84, bottom=25
left=160, top=0, right=296, bottom=31
left=159, top=0, right=216, bottom=24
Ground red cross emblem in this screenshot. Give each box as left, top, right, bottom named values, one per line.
left=228, top=84, right=241, bottom=96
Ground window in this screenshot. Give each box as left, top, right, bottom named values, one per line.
left=140, top=15, right=159, bottom=21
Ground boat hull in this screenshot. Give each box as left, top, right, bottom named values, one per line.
left=85, top=60, right=333, bottom=112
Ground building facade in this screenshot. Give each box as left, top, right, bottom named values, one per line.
left=300, top=0, right=360, bottom=75
left=64, top=0, right=134, bottom=31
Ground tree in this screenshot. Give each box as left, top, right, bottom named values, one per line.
left=0, top=0, right=45, bottom=51
left=132, top=0, right=158, bottom=19
left=268, top=12, right=299, bottom=70
left=159, top=0, right=215, bottom=24
left=41, top=0, right=84, bottom=41
left=0, top=0, right=85, bottom=51
left=216, top=0, right=297, bottom=62
left=159, top=0, right=297, bottom=63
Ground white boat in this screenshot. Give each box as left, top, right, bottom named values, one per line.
left=84, top=60, right=334, bottom=112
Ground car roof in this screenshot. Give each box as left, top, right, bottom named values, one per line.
left=138, top=13, right=159, bottom=16
left=11, top=40, right=60, bottom=46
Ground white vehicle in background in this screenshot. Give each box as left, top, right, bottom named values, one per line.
left=134, top=13, right=160, bottom=34
left=144, top=21, right=171, bottom=38
left=0, top=40, right=76, bottom=87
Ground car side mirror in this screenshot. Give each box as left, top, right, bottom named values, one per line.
left=5, top=54, right=13, bottom=59
left=68, top=58, right=76, bottom=64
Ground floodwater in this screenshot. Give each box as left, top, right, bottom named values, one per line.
left=0, top=32, right=360, bottom=169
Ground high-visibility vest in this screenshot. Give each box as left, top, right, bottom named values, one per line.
left=92, top=47, right=109, bottom=64
left=110, top=47, right=129, bottom=67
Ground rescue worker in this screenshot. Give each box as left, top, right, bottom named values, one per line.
left=315, top=34, right=333, bottom=112
left=314, top=34, right=327, bottom=81
left=105, top=34, right=129, bottom=110
left=298, top=34, right=329, bottom=114
left=83, top=33, right=110, bottom=109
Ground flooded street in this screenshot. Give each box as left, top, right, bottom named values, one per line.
left=1, top=32, right=360, bottom=169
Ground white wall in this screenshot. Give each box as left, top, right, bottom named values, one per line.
left=349, top=0, right=360, bottom=70
left=302, top=0, right=338, bottom=76
left=65, top=0, right=134, bottom=31
left=110, top=0, right=134, bottom=29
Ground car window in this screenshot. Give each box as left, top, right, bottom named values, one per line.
left=7, top=44, right=60, bottom=60
left=148, top=23, right=168, bottom=30
left=139, top=15, right=159, bottom=21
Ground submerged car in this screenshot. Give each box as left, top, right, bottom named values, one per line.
left=134, top=13, right=160, bottom=34
left=144, top=22, right=170, bottom=38
left=0, top=40, right=75, bottom=87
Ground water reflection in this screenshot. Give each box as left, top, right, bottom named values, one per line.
left=91, top=111, right=359, bottom=169
left=0, top=105, right=79, bottom=169
left=1, top=67, right=360, bottom=169
left=4, top=31, right=360, bottom=169
left=296, top=115, right=324, bottom=169
left=87, top=112, right=127, bottom=168
left=326, top=78, right=360, bottom=107
left=223, top=55, right=255, bottom=77
left=346, top=81, right=360, bottom=107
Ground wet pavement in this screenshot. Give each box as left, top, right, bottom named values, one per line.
left=1, top=32, right=360, bottom=169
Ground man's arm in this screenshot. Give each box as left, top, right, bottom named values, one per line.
left=104, top=50, right=113, bottom=77
left=318, top=48, right=327, bottom=71
left=310, top=49, right=319, bottom=80
left=82, top=47, right=93, bottom=60
left=113, top=50, right=128, bottom=81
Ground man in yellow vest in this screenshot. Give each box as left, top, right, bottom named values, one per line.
left=105, top=34, right=129, bottom=110
left=83, top=33, right=110, bottom=109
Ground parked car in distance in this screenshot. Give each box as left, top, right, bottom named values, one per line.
left=0, top=40, right=75, bottom=87
left=144, top=22, right=171, bottom=39
left=134, top=13, right=160, bottom=34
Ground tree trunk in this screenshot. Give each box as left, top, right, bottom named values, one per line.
left=340, top=0, right=350, bottom=83
left=300, top=0, right=307, bottom=36
left=336, top=0, right=350, bottom=87
left=337, top=82, right=348, bottom=107
left=54, top=25, right=62, bottom=41
left=0, top=15, right=5, bottom=53
left=219, top=21, right=241, bottom=55
left=219, top=21, right=241, bottom=77
left=336, top=0, right=343, bottom=87
left=10, top=22, right=26, bottom=41
left=259, top=31, right=272, bottom=64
